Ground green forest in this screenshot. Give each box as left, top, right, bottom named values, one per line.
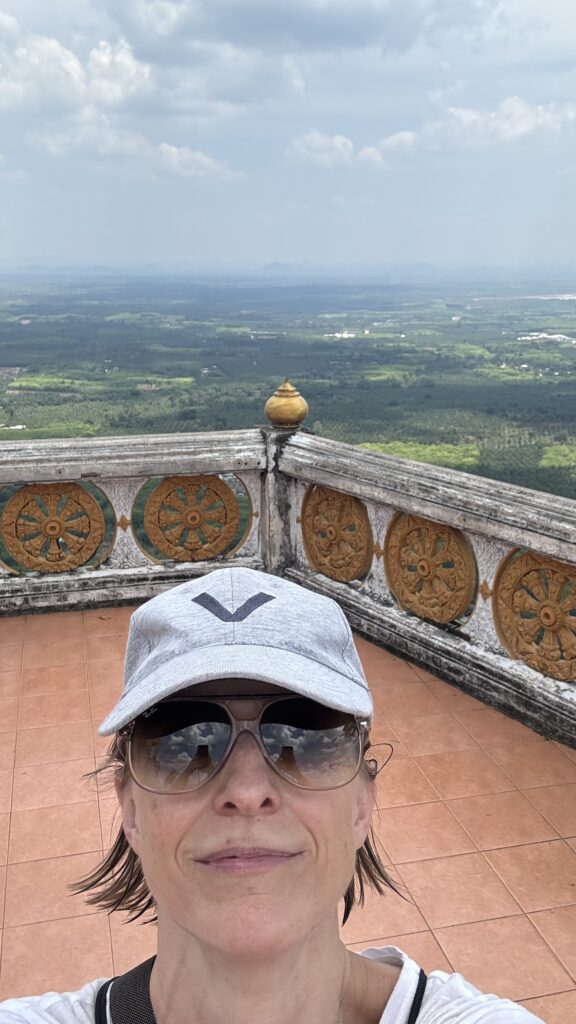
left=0, top=273, right=575, bottom=498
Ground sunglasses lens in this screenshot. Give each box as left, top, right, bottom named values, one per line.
left=130, top=701, right=231, bottom=792
left=260, top=698, right=361, bottom=789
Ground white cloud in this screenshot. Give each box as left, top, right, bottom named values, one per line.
left=439, top=97, right=576, bottom=144
left=87, top=39, right=152, bottom=105
left=296, top=97, right=575, bottom=171
left=34, top=105, right=234, bottom=179
left=0, top=17, right=234, bottom=180
left=155, top=141, right=234, bottom=178
left=128, top=0, right=189, bottom=38
left=0, top=34, right=85, bottom=109
left=291, top=130, right=354, bottom=166
left=0, top=26, right=151, bottom=110
left=0, top=11, right=19, bottom=36
left=358, top=130, right=416, bottom=165
left=359, top=97, right=576, bottom=165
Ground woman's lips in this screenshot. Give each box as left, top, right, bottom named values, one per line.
left=197, top=847, right=300, bottom=874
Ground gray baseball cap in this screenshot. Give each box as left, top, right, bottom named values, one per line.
left=99, top=567, right=372, bottom=735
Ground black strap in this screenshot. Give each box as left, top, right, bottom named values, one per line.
left=407, top=968, right=427, bottom=1024
left=94, top=956, right=157, bottom=1024
left=94, top=978, right=113, bottom=1024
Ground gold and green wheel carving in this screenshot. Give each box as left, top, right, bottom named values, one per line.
left=1, top=483, right=106, bottom=573
left=142, top=475, right=242, bottom=562
left=301, top=484, right=373, bottom=582
left=493, top=550, right=576, bottom=682
left=384, top=513, right=477, bottom=624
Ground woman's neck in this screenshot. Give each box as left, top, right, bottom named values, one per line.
left=149, top=919, right=400, bottom=1024
left=150, top=919, right=350, bottom=1024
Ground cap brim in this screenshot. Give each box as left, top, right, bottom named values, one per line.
left=98, top=643, right=372, bottom=735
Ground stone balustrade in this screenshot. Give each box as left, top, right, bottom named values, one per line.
left=0, top=425, right=574, bottom=745
left=0, top=430, right=267, bottom=609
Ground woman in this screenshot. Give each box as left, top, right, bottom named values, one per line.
left=0, top=568, right=543, bottom=1023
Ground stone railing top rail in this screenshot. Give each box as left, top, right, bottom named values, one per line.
left=0, top=429, right=266, bottom=482
left=1, top=427, right=574, bottom=560
left=278, top=432, right=576, bottom=560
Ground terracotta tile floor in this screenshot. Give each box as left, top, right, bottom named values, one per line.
left=0, top=609, right=574, bottom=1018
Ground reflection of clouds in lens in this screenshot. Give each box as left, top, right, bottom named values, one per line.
left=261, top=723, right=359, bottom=780
left=148, top=721, right=230, bottom=781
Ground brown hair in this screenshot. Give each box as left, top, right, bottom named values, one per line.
left=72, top=737, right=404, bottom=926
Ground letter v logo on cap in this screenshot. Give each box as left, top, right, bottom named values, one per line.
left=192, top=592, right=275, bottom=622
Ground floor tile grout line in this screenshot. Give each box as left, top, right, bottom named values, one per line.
left=554, top=742, right=576, bottom=766
left=375, top=809, right=574, bottom=863
left=451, top=729, right=560, bottom=791
left=346, top=926, right=456, bottom=966
left=433, top=707, right=535, bottom=765
left=443, top=791, right=563, bottom=844
left=522, top=986, right=576, bottom=996
left=374, top=791, right=566, bottom=835
left=520, top=988, right=576, bottom=1003
left=519, top=782, right=576, bottom=837
left=349, top=906, right=573, bottom=949
left=527, top=910, right=576, bottom=984
left=392, top=860, right=462, bottom=942
left=412, top=671, right=545, bottom=737
left=393, top=848, right=525, bottom=923
left=6, top=845, right=104, bottom=867
left=2, top=616, right=25, bottom=940
left=2, top=907, right=111, bottom=932
left=429, top=913, right=576, bottom=1002
left=415, top=675, right=488, bottom=716
left=430, top=692, right=551, bottom=750
left=85, top=610, right=101, bottom=773
left=381, top=739, right=539, bottom=801
left=481, top=839, right=576, bottom=914
left=475, top=848, right=526, bottom=912
left=108, top=912, right=116, bottom=977
left=376, top=839, right=576, bottom=869
left=375, top=765, right=569, bottom=811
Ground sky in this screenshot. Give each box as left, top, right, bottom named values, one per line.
left=0, top=0, right=575, bottom=270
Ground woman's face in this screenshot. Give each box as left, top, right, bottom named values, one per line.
left=117, top=682, right=375, bottom=957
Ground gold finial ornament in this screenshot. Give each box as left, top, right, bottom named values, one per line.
left=264, top=379, right=309, bottom=428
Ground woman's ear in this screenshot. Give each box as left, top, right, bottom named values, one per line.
left=115, top=777, right=142, bottom=855
left=352, top=774, right=376, bottom=849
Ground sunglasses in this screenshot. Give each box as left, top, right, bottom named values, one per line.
left=121, top=695, right=390, bottom=794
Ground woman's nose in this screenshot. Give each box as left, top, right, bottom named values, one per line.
left=212, top=732, right=282, bottom=815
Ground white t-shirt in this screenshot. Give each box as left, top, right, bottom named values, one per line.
left=0, top=946, right=544, bottom=1023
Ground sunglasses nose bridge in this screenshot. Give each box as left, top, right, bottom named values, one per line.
left=225, top=699, right=263, bottom=721
left=223, top=721, right=273, bottom=769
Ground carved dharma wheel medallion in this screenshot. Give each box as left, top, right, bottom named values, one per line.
left=493, top=551, right=576, bottom=682
left=301, top=485, right=373, bottom=582
left=142, top=475, right=241, bottom=562
left=384, top=513, right=477, bottom=624
left=1, top=483, right=106, bottom=573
